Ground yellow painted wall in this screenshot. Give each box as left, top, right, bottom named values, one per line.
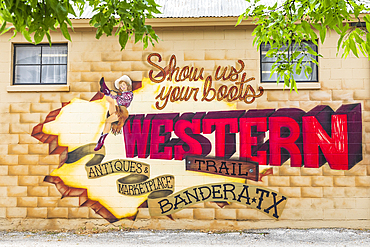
left=0, top=20, right=369, bottom=230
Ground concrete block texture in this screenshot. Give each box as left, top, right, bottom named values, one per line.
left=0, top=124, right=9, bottom=134
left=47, top=208, right=68, bottom=218
left=215, top=209, right=237, bottom=220
left=333, top=176, right=356, bottom=187
left=0, top=165, right=8, bottom=176
left=27, top=186, right=48, bottom=197
left=111, top=61, right=131, bottom=72
left=68, top=208, right=90, bottom=219
left=40, top=93, right=62, bottom=103
left=332, top=90, right=354, bottom=101
left=10, top=103, right=31, bottom=113
left=17, top=197, right=38, bottom=207
left=8, top=145, right=28, bottom=155
left=38, top=197, right=59, bottom=207
left=193, top=208, right=215, bottom=220
left=8, top=165, right=29, bottom=176
left=309, top=90, right=331, bottom=101
left=101, top=52, right=122, bottom=62
left=19, top=155, right=39, bottom=165
left=0, top=176, right=18, bottom=186
left=172, top=209, right=194, bottom=219
left=27, top=208, right=47, bottom=218
left=268, top=176, right=290, bottom=187
left=236, top=209, right=271, bottom=220
left=279, top=187, right=301, bottom=198
left=312, top=176, right=334, bottom=187
left=70, top=62, right=90, bottom=72
left=355, top=176, right=370, bottom=187
left=29, top=165, right=49, bottom=176
left=10, top=123, right=30, bottom=134
left=0, top=155, right=18, bottom=165
left=290, top=176, right=312, bottom=187
left=30, top=103, right=51, bottom=113
left=6, top=207, right=27, bottom=218
left=301, top=187, right=323, bottom=198
left=20, top=113, right=41, bottom=123
left=80, top=72, right=102, bottom=83
left=18, top=176, right=40, bottom=186
left=311, top=198, right=335, bottom=210
left=205, top=50, right=226, bottom=60
left=184, top=51, right=205, bottom=61
left=0, top=197, right=17, bottom=207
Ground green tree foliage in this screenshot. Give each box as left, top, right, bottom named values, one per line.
left=0, top=0, right=160, bottom=50
left=237, top=0, right=370, bottom=90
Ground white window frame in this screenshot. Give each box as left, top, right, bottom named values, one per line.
left=8, top=43, right=70, bottom=92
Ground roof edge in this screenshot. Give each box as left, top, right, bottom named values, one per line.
left=70, top=17, right=255, bottom=28
left=70, top=13, right=369, bottom=29
left=147, top=17, right=255, bottom=27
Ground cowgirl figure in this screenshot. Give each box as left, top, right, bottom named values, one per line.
left=94, top=75, right=133, bottom=151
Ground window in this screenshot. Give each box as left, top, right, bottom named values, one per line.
left=260, top=41, right=318, bottom=83
left=13, top=44, right=67, bottom=85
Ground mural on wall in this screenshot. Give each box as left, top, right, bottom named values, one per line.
left=32, top=53, right=362, bottom=223
left=147, top=53, right=264, bottom=110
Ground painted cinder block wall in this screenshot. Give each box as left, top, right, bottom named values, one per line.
left=0, top=18, right=369, bottom=230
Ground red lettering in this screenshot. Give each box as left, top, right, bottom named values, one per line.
left=150, top=113, right=179, bottom=160
left=303, top=114, right=348, bottom=169
left=122, top=104, right=362, bottom=170
left=203, top=111, right=244, bottom=158
left=174, top=113, right=211, bottom=160
left=239, top=109, right=274, bottom=165
left=269, top=117, right=302, bottom=167
left=240, top=117, right=269, bottom=165
left=123, top=114, right=154, bottom=158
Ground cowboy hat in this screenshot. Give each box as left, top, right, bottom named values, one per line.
left=115, top=75, right=132, bottom=90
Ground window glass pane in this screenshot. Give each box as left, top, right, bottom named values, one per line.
left=294, top=53, right=313, bottom=62
left=307, top=42, right=317, bottom=53
left=293, top=42, right=316, bottom=62
left=261, top=43, right=276, bottom=62
left=311, top=62, right=317, bottom=81
left=261, top=43, right=271, bottom=51
left=292, top=62, right=318, bottom=81
left=261, top=63, right=277, bottom=81
left=292, top=64, right=308, bottom=81
left=41, top=65, right=67, bottom=84
left=15, top=66, right=40, bottom=84
left=15, top=46, right=41, bottom=64
left=261, top=53, right=277, bottom=62
left=261, top=43, right=289, bottom=62
left=42, top=45, right=67, bottom=64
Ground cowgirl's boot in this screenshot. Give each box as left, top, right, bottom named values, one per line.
left=94, top=133, right=108, bottom=151
left=99, top=77, right=110, bottom=96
